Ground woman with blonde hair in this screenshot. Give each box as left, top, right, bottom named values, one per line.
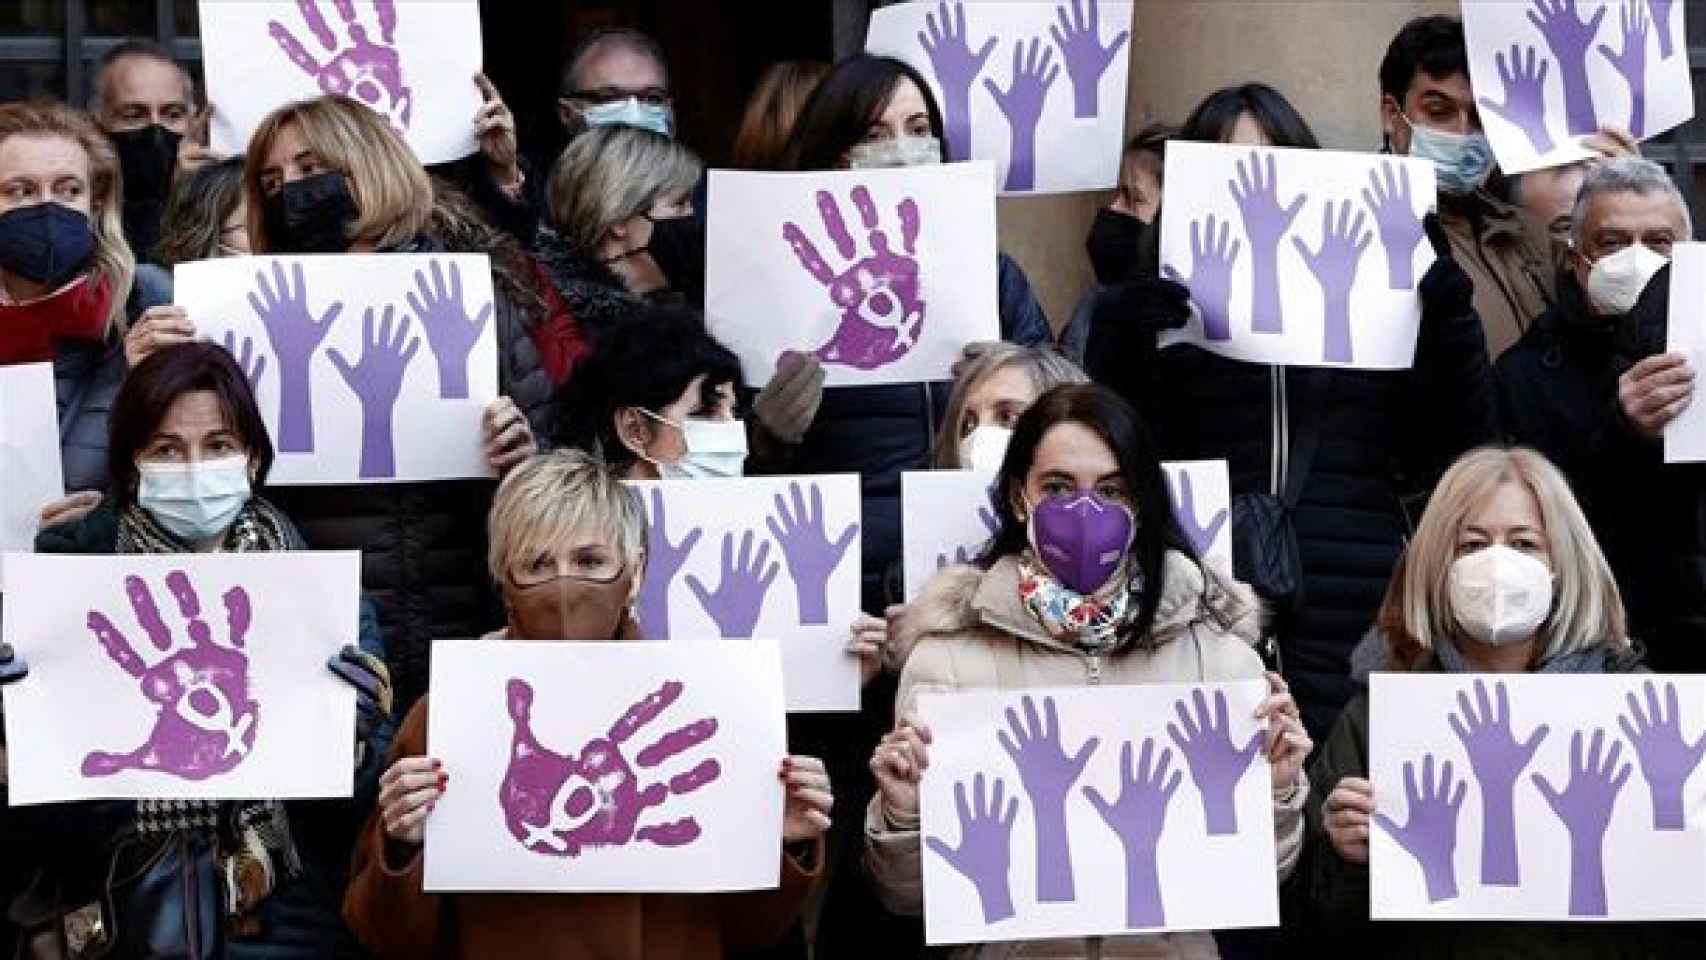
left=931, top=343, right=1088, bottom=472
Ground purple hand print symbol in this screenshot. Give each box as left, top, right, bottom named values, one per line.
left=998, top=694, right=1099, bottom=902
left=1292, top=199, right=1373, bottom=365
left=1447, top=679, right=1549, bottom=886
left=637, top=489, right=702, bottom=640
left=1162, top=215, right=1239, bottom=342
left=766, top=481, right=858, bottom=625
left=248, top=260, right=342, bottom=454
left=82, top=571, right=258, bottom=781
left=1532, top=729, right=1632, bottom=917
left=684, top=531, right=779, bottom=638
left=328, top=306, right=420, bottom=480
left=1166, top=688, right=1265, bottom=835
left=1616, top=680, right=1706, bottom=831
left=1598, top=0, right=1650, bottom=139
left=1478, top=46, right=1558, bottom=156
left=1085, top=739, right=1181, bottom=929
left=1228, top=151, right=1306, bottom=335
left=1166, top=470, right=1227, bottom=557
left=220, top=331, right=268, bottom=393
left=918, top=1, right=997, bottom=162
left=1373, top=754, right=1466, bottom=903
left=499, top=678, right=719, bottom=857
left=782, top=186, right=924, bottom=370
left=983, top=38, right=1059, bottom=192
left=1650, top=0, right=1678, bottom=59
left=1049, top=0, right=1130, bottom=119
left=1527, top=0, right=1606, bottom=136
left=1361, top=161, right=1427, bottom=290
left=269, top=0, right=413, bottom=131
left=938, top=487, right=999, bottom=568
left=406, top=259, right=492, bottom=400
left=925, top=773, right=1019, bottom=924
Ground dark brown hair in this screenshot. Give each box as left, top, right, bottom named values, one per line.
left=730, top=60, right=831, bottom=171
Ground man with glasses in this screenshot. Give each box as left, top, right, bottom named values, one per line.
left=556, top=27, right=674, bottom=138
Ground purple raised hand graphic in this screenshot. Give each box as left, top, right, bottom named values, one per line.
left=1373, top=754, right=1466, bottom=903
left=998, top=694, right=1099, bottom=902
left=1086, top=739, right=1181, bottom=929
left=1616, top=680, right=1706, bottom=831
left=1048, top=0, right=1130, bottom=119
left=925, top=773, right=1019, bottom=924
left=983, top=38, right=1060, bottom=192
left=248, top=260, right=342, bottom=453
left=499, top=677, right=719, bottom=857
left=1166, top=687, right=1265, bottom=835
left=220, top=331, right=268, bottom=393
left=1362, top=161, right=1427, bottom=289
left=1229, top=151, right=1306, bottom=335
left=918, top=1, right=997, bottom=162
left=1598, top=0, right=1650, bottom=138
left=1527, top=0, right=1606, bottom=136
left=782, top=186, right=924, bottom=370
left=269, top=0, right=413, bottom=131
left=637, top=489, right=703, bottom=640
left=1167, top=470, right=1227, bottom=557
left=1447, top=679, right=1549, bottom=886
left=1478, top=45, right=1558, bottom=156
left=406, top=259, right=492, bottom=400
left=765, top=481, right=859, bottom=625
left=1293, top=199, right=1373, bottom=365
left=1533, top=729, right=1632, bottom=917
left=1650, top=0, right=1678, bottom=59
left=328, top=306, right=420, bottom=480
left=82, top=571, right=258, bottom=781
left=684, top=531, right=779, bottom=638
left=1162, top=215, right=1240, bottom=341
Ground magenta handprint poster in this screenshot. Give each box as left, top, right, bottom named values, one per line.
left=1159, top=142, right=1437, bottom=371
left=422, top=638, right=787, bottom=893
left=0, top=364, right=64, bottom=579
left=173, top=254, right=499, bottom=485
left=198, top=0, right=482, bottom=164
left=865, top=1, right=1134, bottom=195
left=1370, top=674, right=1706, bottom=920
left=1662, top=245, right=1706, bottom=463
left=705, top=165, right=999, bottom=389
left=917, top=681, right=1275, bottom=944
left=1, top=551, right=359, bottom=804
left=1464, top=1, right=1693, bottom=175
left=626, top=476, right=862, bottom=712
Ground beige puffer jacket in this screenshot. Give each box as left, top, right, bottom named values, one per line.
left=863, top=551, right=1305, bottom=960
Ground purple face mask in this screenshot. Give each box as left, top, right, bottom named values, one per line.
left=1028, top=492, right=1136, bottom=594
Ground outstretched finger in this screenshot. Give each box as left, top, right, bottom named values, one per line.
left=637, top=715, right=719, bottom=768
left=125, top=575, right=173, bottom=651
left=608, top=679, right=685, bottom=744
left=782, top=222, right=836, bottom=286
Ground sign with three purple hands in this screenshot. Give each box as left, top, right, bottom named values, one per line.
left=1, top=552, right=360, bottom=804
left=199, top=0, right=482, bottom=164
left=705, top=164, right=999, bottom=389
left=1662, top=244, right=1706, bottom=463
left=918, top=681, right=1276, bottom=944
left=628, top=476, right=862, bottom=712
left=1370, top=674, right=1706, bottom=920
left=1159, top=142, right=1437, bottom=370
left=1464, top=0, right=1694, bottom=175
left=174, top=254, right=499, bottom=485
left=866, top=1, right=1134, bottom=195
left=422, top=638, right=787, bottom=893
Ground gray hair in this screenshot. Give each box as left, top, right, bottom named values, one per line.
left=545, top=124, right=701, bottom=252
left=1570, top=157, right=1692, bottom=246
left=560, top=27, right=668, bottom=97
left=89, top=40, right=197, bottom=116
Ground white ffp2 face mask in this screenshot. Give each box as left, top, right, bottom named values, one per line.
left=959, top=425, right=1012, bottom=472
left=1448, top=544, right=1554, bottom=646
left=1584, top=243, right=1669, bottom=316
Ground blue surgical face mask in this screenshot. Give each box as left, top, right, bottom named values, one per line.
left=137, top=457, right=251, bottom=543
left=1400, top=114, right=1494, bottom=196
left=582, top=97, right=673, bottom=137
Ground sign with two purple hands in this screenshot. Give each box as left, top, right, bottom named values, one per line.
left=174, top=254, right=500, bottom=485
left=1371, top=674, right=1706, bottom=920
left=1464, top=0, right=1694, bottom=175
left=423, top=639, right=787, bottom=893
left=867, top=1, right=1134, bottom=195
left=918, top=682, right=1277, bottom=944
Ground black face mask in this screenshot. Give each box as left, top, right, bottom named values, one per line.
left=1085, top=208, right=1145, bottom=286
left=109, top=124, right=181, bottom=257
left=643, top=214, right=705, bottom=305
left=0, top=202, right=96, bottom=289
left=262, top=171, right=357, bottom=254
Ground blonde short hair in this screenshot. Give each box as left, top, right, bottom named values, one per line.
left=243, top=95, right=433, bottom=252
left=1383, top=446, right=1628, bottom=665
left=486, top=449, right=648, bottom=584
left=933, top=344, right=1089, bottom=468
left=545, top=125, right=701, bottom=252
left=0, top=101, right=134, bottom=335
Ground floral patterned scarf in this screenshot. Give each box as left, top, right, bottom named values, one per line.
left=1016, top=552, right=1143, bottom=653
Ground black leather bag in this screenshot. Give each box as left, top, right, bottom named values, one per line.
left=1230, top=371, right=1326, bottom=614
left=102, top=831, right=224, bottom=960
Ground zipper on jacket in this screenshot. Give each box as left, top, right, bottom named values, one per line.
left=1086, top=652, right=1102, bottom=684
left=1268, top=366, right=1288, bottom=497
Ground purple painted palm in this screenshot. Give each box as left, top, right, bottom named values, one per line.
left=1293, top=199, right=1372, bottom=365
left=1362, top=161, right=1427, bottom=290
left=1527, top=0, right=1606, bottom=135
left=328, top=306, right=420, bottom=480
left=1373, top=753, right=1467, bottom=903
left=1616, top=680, right=1706, bottom=831
left=220, top=331, right=268, bottom=393
left=1532, top=729, right=1632, bottom=917
left=1598, top=0, right=1650, bottom=139
left=637, top=489, right=703, bottom=640
left=1085, top=739, right=1180, bottom=929
left=1166, top=470, right=1227, bottom=557
left=918, top=1, right=997, bottom=162
left=269, top=0, right=413, bottom=131
left=1162, top=214, right=1240, bottom=341
left=925, top=773, right=1019, bottom=924
left=406, top=259, right=492, bottom=400
left=1447, top=679, right=1549, bottom=886
left=782, top=186, right=925, bottom=370
left=248, top=260, right=342, bottom=453
left=1477, top=45, right=1557, bottom=157
left=983, top=37, right=1060, bottom=192
left=1228, top=151, right=1306, bottom=335
left=998, top=694, right=1099, bottom=902
left=1048, top=0, right=1130, bottom=119
left=1650, top=0, right=1678, bottom=59
left=765, top=481, right=858, bottom=625
left=684, top=530, right=779, bottom=638
left=1166, top=688, right=1265, bottom=835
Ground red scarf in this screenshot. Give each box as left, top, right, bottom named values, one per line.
left=0, top=274, right=113, bottom=364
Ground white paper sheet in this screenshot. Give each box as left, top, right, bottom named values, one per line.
left=0, top=364, right=64, bottom=581
left=1664, top=243, right=1706, bottom=463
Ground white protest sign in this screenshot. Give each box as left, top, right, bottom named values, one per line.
left=423, top=638, right=787, bottom=893
left=2, top=552, right=359, bottom=804
left=867, top=1, right=1133, bottom=195
left=1369, top=673, right=1706, bottom=920
left=919, top=681, right=1276, bottom=944
left=0, top=364, right=64, bottom=574
left=706, top=164, right=1000, bottom=389
left=1664, top=244, right=1706, bottom=463
left=629, top=476, right=862, bottom=712
left=200, top=0, right=482, bottom=164
left=1159, top=142, right=1437, bottom=370
left=1163, top=460, right=1231, bottom=579
left=1464, top=0, right=1694, bottom=175
left=175, top=254, right=499, bottom=485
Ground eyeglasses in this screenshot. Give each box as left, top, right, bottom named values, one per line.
left=508, top=551, right=625, bottom=588
left=561, top=87, right=670, bottom=108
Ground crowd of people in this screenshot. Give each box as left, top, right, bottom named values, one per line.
left=0, top=10, right=1699, bottom=958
